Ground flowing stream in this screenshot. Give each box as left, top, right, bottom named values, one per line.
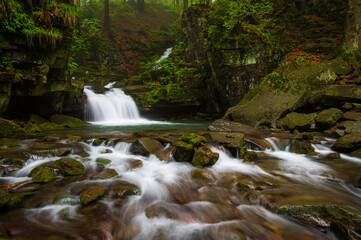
left=0, top=90, right=361, bottom=239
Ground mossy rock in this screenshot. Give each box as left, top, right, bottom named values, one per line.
left=209, top=132, right=244, bottom=148
left=332, top=134, right=361, bottom=152
left=38, top=122, right=66, bottom=131
left=315, top=108, right=343, bottom=128
left=290, top=140, right=316, bottom=155
left=179, top=133, right=206, bottom=147
left=54, top=158, right=85, bottom=176
left=278, top=205, right=361, bottom=239
left=191, top=147, right=219, bottom=167
left=129, top=138, right=164, bottom=157
left=8, top=192, right=33, bottom=210
left=29, top=114, right=48, bottom=125
left=93, top=169, right=118, bottom=180
left=29, top=167, right=56, bottom=183
left=0, top=118, right=27, bottom=139
left=50, top=114, right=89, bottom=128
left=96, top=158, right=112, bottom=166
left=0, top=188, right=11, bottom=210
left=0, top=139, right=21, bottom=148
left=281, top=112, right=316, bottom=131
left=80, top=186, right=105, bottom=205
left=109, top=184, right=140, bottom=199
left=171, top=141, right=194, bottom=162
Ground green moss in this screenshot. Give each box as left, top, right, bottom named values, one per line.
left=175, top=141, right=193, bottom=150
left=0, top=139, right=21, bottom=148
left=0, top=189, right=11, bottom=210
left=54, top=158, right=85, bottom=176
left=0, top=118, right=27, bottom=138
left=50, top=114, right=89, bottom=128
left=29, top=167, right=56, bottom=183
left=179, top=133, right=206, bottom=147
left=80, top=186, right=105, bottom=205
left=191, top=147, right=219, bottom=167
left=95, top=158, right=112, bottom=166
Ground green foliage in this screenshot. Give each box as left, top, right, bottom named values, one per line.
left=137, top=43, right=205, bottom=105
left=70, top=18, right=110, bottom=65
left=207, top=0, right=282, bottom=49
left=0, top=57, right=18, bottom=72
left=0, top=0, right=77, bottom=48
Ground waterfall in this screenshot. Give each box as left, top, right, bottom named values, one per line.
left=84, top=85, right=167, bottom=126
left=153, top=47, right=173, bottom=69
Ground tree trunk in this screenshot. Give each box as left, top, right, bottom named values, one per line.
left=104, top=0, right=111, bottom=38
left=76, top=0, right=80, bottom=7
left=183, top=0, right=188, bottom=10
left=137, top=0, right=145, bottom=13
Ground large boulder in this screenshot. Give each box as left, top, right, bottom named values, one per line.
left=50, top=114, right=89, bottom=128
left=54, top=158, right=85, bottom=176
left=208, top=119, right=253, bottom=132
left=172, top=141, right=194, bottom=162
left=208, top=132, right=244, bottom=148
left=223, top=58, right=351, bottom=127
left=109, top=183, right=140, bottom=199
left=279, top=112, right=316, bottom=130
left=315, top=108, right=343, bottom=128
left=0, top=118, right=27, bottom=138
left=191, top=147, right=219, bottom=167
left=339, top=120, right=361, bottom=135
left=290, top=140, right=316, bottom=155
left=278, top=205, right=361, bottom=239
left=332, top=134, right=361, bottom=152
left=129, top=138, right=164, bottom=157
left=93, top=169, right=118, bottom=180
left=343, top=112, right=361, bottom=121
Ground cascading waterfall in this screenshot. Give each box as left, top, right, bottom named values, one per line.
left=153, top=47, right=173, bottom=70
left=83, top=85, right=167, bottom=126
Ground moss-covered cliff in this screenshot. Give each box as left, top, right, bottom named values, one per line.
left=0, top=0, right=83, bottom=119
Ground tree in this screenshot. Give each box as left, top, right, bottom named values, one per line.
left=104, top=0, right=110, bottom=38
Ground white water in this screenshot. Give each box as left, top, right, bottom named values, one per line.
left=153, top=47, right=173, bottom=69
left=265, top=137, right=330, bottom=176
left=83, top=86, right=169, bottom=126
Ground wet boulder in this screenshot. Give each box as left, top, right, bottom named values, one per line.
left=190, top=169, right=216, bottom=185
left=332, top=134, right=361, bottom=152
left=54, top=158, right=85, bottom=176
left=191, top=147, right=219, bottom=167
left=129, top=138, right=163, bottom=157
left=80, top=186, right=105, bottom=205
left=338, top=120, right=361, bottom=135
left=0, top=118, right=27, bottom=138
left=209, top=132, right=244, bottom=148
left=243, top=151, right=270, bottom=162
left=29, top=167, right=56, bottom=183
left=109, top=183, right=140, bottom=199
left=343, top=111, right=361, bottom=121
left=50, top=114, right=89, bottom=128
left=127, top=159, right=143, bottom=170
left=315, top=108, right=343, bottom=128
left=278, top=205, right=361, bottom=239
left=290, top=140, right=316, bottom=155
left=171, top=141, right=194, bottom=162
left=96, top=157, right=112, bottom=166
left=0, top=188, right=11, bottom=211
left=93, top=169, right=118, bottom=180
left=179, top=133, right=206, bottom=147
left=280, top=112, right=316, bottom=131
left=208, top=119, right=253, bottom=132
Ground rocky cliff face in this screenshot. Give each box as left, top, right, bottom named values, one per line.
left=0, top=31, right=83, bottom=119
left=0, top=0, right=83, bottom=119
left=181, top=0, right=348, bottom=113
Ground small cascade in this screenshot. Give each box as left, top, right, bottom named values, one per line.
left=83, top=85, right=168, bottom=126
left=153, top=47, right=173, bottom=69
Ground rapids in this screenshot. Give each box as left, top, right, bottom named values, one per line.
left=0, top=132, right=361, bottom=239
